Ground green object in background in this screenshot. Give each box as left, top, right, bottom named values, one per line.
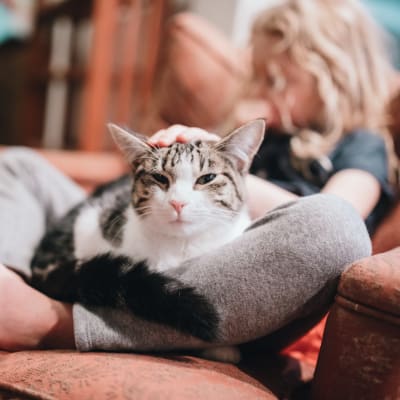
left=0, top=3, right=31, bottom=45
left=363, top=0, right=400, bottom=69
left=0, top=5, right=17, bottom=44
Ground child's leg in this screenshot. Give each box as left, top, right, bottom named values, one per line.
left=0, top=264, right=74, bottom=350
left=73, top=194, right=371, bottom=352
left=0, top=148, right=85, bottom=350
left=0, top=148, right=85, bottom=276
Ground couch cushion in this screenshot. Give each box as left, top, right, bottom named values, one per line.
left=0, top=351, right=277, bottom=400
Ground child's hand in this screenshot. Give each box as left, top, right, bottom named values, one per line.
left=148, top=125, right=220, bottom=147
left=0, top=264, right=74, bottom=351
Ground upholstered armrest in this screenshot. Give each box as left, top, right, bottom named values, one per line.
left=312, top=248, right=400, bottom=400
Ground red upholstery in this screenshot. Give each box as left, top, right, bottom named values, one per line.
left=313, top=249, right=400, bottom=400
left=372, top=203, right=400, bottom=254
left=0, top=352, right=278, bottom=400
left=339, top=247, right=400, bottom=316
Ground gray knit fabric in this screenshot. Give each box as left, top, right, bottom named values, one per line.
left=0, top=148, right=371, bottom=351
left=0, top=148, right=85, bottom=275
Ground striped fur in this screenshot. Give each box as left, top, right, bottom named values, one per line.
left=131, top=141, right=245, bottom=218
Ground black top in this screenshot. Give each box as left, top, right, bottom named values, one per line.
left=250, top=129, right=396, bottom=234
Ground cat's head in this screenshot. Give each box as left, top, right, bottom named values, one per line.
left=108, top=120, right=266, bottom=238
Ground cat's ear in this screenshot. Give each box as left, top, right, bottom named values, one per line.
left=215, top=119, right=266, bottom=174
left=108, top=123, right=151, bottom=164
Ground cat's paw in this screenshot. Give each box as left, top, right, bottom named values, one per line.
left=199, top=346, right=241, bottom=364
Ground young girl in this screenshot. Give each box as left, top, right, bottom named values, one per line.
left=151, top=0, right=399, bottom=231
left=0, top=0, right=395, bottom=354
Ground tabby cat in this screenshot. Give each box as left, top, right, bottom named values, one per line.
left=30, top=119, right=265, bottom=362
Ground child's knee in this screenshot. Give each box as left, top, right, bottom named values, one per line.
left=299, top=194, right=371, bottom=266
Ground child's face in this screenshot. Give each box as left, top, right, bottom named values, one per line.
left=251, top=34, right=323, bottom=131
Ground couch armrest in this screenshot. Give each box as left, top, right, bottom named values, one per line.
left=312, top=248, right=400, bottom=400
left=0, top=146, right=127, bottom=191
left=38, top=149, right=127, bottom=191
left=338, top=247, right=400, bottom=315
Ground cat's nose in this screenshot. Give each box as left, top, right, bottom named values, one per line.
left=169, top=200, right=187, bottom=214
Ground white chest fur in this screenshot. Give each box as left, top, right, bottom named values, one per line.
left=121, top=206, right=251, bottom=272
left=73, top=203, right=250, bottom=272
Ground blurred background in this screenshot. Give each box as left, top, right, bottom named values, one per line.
left=0, top=0, right=399, bottom=152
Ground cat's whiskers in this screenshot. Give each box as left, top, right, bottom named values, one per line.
left=135, top=211, right=152, bottom=216
left=190, top=208, right=241, bottom=219
left=136, top=204, right=242, bottom=221
left=135, top=205, right=152, bottom=212
left=106, top=213, right=123, bottom=230
left=134, top=207, right=153, bottom=218
left=105, top=213, right=127, bottom=243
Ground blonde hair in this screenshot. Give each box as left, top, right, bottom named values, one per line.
left=252, top=0, right=398, bottom=181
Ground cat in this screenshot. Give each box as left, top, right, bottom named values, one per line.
left=30, top=119, right=266, bottom=363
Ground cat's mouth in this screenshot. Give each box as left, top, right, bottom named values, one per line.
left=169, top=217, right=191, bottom=225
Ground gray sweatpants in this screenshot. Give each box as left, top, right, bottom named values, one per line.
left=0, top=148, right=371, bottom=352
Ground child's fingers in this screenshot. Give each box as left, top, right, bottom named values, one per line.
left=148, top=125, right=188, bottom=146
left=147, top=129, right=165, bottom=144
left=177, top=128, right=220, bottom=143
left=148, top=126, right=220, bottom=147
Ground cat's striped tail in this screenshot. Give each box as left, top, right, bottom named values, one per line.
left=76, top=253, right=219, bottom=342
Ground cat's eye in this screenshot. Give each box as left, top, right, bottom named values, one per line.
left=151, top=173, right=169, bottom=185
left=196, top=173, right=216, bottom=185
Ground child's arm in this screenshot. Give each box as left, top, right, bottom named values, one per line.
left=245, top=174, right=298, bottom=219
left=244, top=169, right=382, bottom=221
left=0, top=263, right=74, bottom=351
left=0, top=148, right=85, bottom=350
left=321, top=169, right=381, bottom=219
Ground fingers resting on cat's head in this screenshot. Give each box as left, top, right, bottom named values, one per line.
left=148, top=125, right=220, bottom=147
left=108, top=119, right=266, bottom=174
left=110, top=119, right=265, bottom=147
